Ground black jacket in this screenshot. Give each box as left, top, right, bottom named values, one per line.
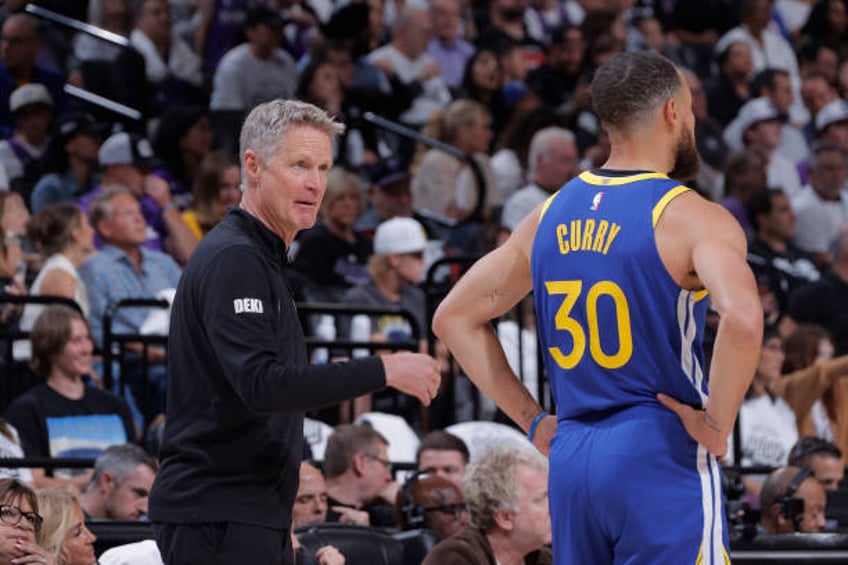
left=149, top=208, right=386, bottom=528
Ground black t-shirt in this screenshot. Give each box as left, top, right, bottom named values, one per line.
left=149, top=209, right=387, bottom=530
left=748, top=237, right=820, bottom=317
left=4, top=383, right=135, bottom=461
left=787, top=271, right=848, bottom=355
left=291, top=223, right=372, bottom=295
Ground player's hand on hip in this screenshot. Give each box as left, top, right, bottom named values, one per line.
left=382, top=352, right=441, bottom=406
left=657, top=393, right=727, bottom=458
left=531, top=415, right=557, bottom=457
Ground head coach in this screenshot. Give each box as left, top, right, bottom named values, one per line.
left=148, top=99, right=440, bottom=564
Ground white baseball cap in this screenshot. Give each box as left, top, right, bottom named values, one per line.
left=815, top=99, right=848, bottom=133
left=723, top=97, right=782, bottom=151
left=9, top=83, right=53, bottom=113
left=373, top=217, right=427, bottom=255
left=98, top=131, right=159, bottom=170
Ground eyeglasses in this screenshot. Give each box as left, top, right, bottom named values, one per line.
left=0, top=504, right=43, bottom=532
left=365, top=453, right=393, bottom=472
left=423, top=503, right=468, bottom=517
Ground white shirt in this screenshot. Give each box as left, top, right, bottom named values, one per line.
left=768, top=153, right=803, bottom=199
left=14, top=253, right=89, bottom=361
left=728, top=393, right=798, bottom=468
left=367, top=44, right=452, bottom=126
left=490, top=149, right=524, bottom=203
left=210, top=44, right=298, bottom=111
left=501, top=183, right=550, bottom=232
left=791, top=185, right=848, bottom=253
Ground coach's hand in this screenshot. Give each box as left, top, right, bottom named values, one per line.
left=657, top=393, right=728, bottom=458
left=383, top=353, right=441, bottom=406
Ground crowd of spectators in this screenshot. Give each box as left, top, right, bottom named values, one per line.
left=0, top=0, right=847, bottom=561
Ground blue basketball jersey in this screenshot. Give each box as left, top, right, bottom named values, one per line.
left=531, top=170, right=709, bottom=420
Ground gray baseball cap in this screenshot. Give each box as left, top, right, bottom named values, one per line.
left=98, top=131, right=159, bottom=171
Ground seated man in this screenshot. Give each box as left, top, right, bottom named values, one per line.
left=0, top=83, right=52, bottom=199
left=294, top=461, right=330, bottom=529
left=760, top=466, right=827, bottom=534
left=788, top=437, right=845, bottom=492
left=293, top=461, right=346, bottom=565
left=81, top=444, right=158, bottom=521
left=323, top=424, right=398, bottom=528
left=79, top=185, right=182, bottom=425
left=416, top=430, right=469, bottom=489
left=398, top=472, right=468, bottom=540
left=423, top=447, right=552, bottom=564
left=78, top=131, right=198, bottom=266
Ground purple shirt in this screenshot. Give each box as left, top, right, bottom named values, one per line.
left=721, top=195, right=752, bottom=234
left=77, top=187, right=167, bottom=252
left=426, top=37, right=476, bottom=89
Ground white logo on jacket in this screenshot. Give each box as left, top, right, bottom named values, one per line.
left=234, top=298, right=264, bottom=314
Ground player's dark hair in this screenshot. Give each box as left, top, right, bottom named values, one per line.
left=591, top=52, right=682, bottom=132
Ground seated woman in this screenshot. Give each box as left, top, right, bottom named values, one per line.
left=35, top=488, right=96, bottom=565
left=727, top=326, right=798, bottom=497
left=291, top=168, right=372, bottom=302
left=0, top=479, right=54, bottom=564
left=180, top=151, right=241, bottom=240
left=152, top=106, right=215, bottom=208
left=5, top=305, right=136, bottom=493
left=15, top=203, right=95, bottom=361
left=410, top=99, right=499, bottom=225
left=773, top=324, right=848, bottom=454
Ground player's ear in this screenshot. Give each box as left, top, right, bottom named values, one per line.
left=662, top=97, right=678, bottom=132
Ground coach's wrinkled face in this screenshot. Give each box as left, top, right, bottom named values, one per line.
left=244, top=125, right=332, bottom=245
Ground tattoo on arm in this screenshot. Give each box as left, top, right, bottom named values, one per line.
left=484, top=288, right=504, bottom=304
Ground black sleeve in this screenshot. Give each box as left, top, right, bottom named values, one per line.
left=4, top=396, right=47, bottom=458
left=198, top=246, right=387, bottom=413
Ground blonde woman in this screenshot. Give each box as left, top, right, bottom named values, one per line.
left=411, top=99, right=499, bottom=222
left=36, top=489, right=96, bottom=565
left=15, top=203, right=95, bottom=361
left=181, top=151, right=241, bottom=239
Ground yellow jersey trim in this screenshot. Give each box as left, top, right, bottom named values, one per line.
left=579, top=170, right=669, bottom=186
left=538, top=193, right=558, bottom=222
left=694, top=289, right=709, bottom=302
left=652, top=185, right=690, bottom=228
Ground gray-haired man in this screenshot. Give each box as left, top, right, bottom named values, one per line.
left=149, top=99, right=440, bottom=564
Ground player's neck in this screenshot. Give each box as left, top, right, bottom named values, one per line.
left=602, top=132, right=672, bottom=176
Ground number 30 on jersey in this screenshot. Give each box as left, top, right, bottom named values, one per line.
left=545, top=280, right=633, bottom=369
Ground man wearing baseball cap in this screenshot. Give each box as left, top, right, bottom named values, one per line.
left=0, top=14, right=65, bottom=137
left=77, top=131, right=198, bottom=265
left=340, top=217, right=432, bottom=422
left=0, top=83, right=53, bottom=200
left=724, top=97, right=803, bottom=199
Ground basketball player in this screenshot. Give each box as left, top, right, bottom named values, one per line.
left=433, top=52, right=763, bottom=564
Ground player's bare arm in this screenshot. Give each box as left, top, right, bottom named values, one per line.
left=433, top=202, right=555, bottom=451
left=656, top=191, right=763, bottom=457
